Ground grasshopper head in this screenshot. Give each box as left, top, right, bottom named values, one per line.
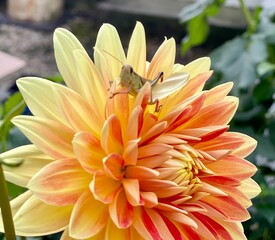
left=119, top=65, right=134, bottom=86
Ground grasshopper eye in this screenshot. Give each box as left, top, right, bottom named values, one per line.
left=129, top=67, right=133, bottom=73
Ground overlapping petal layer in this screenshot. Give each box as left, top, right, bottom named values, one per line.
left=0, top=22, right=260, bottom=240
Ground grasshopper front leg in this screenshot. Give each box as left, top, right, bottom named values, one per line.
left=148, top=71, right=164, bottom=112
left=109, top=82, right=134, bottom=98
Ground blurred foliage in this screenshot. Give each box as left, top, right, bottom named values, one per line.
left=181, top=1, right=275, bottom=239
left=0, top=92, right=26, bottom=152
left=179, top=0, right=225, bottom=55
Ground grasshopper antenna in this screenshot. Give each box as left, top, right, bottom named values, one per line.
left=93, top=47, right=124, bottom=66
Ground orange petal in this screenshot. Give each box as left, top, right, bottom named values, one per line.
left=133, top=207, right=162, bottom=240
left=12, top=116, right=74, bottom=159
left=166, top=94, right=205, bottom=132
left=139, top=179, right=177, bottom=192
left=139, top=121, right=167, bottom=145
left=160, top=71, right=212, bottom=117
left=231, top=133, right=257, bottom=158
left=122, top=178, right=141, bottom=206
left=200, top=175, right=240, bottom=187
left=133, top=82, right=151, bottom=110
left=109, top=189, right=134, bottom=228
left=28, top=159, right=91, bottom=206
left=182, top=97, right=238, bottom=128
left=192, top=213, right=234, bottom=240
left=126, top=106, right=144, bottom=141
left=69, top=191, right=108, bottom=239
left=144, top=208, right=175, bottom=239
left=137, top=155, right=171, bottom=169
left=194, top=132, right=245, bottom=151
left=207, top=155, right=258, bottom=180
left=123, top=139, right=140, bottom=166
left=101, top=114, right=123, bottom=154
left=113, top=93, right=130, bottom=141
left=140, top=191, right=158, bottom=208
left=138, top=143, right=172, bottom=158
left=90, top=171, right=121, bottom=204
left=201, top=195, right=250, bottom=221
left=73, top=132, right=105, bottom=174
left=103, top=153, right=125, bottom=180
left=162, top=211, right=198, bottom=229
left=125, top=166, right=159, bottom=179
left=203, top=82, right=233, bottom=106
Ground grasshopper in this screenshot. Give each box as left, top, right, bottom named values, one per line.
left=101, top=49, right=190, bottom=111
left=109, top=64, right=163, bottom=103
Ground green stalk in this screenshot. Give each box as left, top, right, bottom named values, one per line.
left=239, top=0, right=256, bottom=33
left=0, top=162, right=16, bottom=240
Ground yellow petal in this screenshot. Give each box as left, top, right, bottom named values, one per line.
left=53, top=84, right=102, bottom=138
left=69, top=191, right=108, bottom=239
left=12, top=116, right=75, bottom=159
left=238, top=178, right=261, bottom=199
left=17, top=77, right=70, bottom=127
left=2, top=144, right=53, bottom=187
left=174, top=57, right=211, bottom=78
left=0, top=191, right=32, bottom=234
left=73, top=50, right=109, bottom=120
left=54, top=28, right=87, bottom=93
left=147, top=38, right=175, bottom=80
left=13, top=194, right=72, bottom=236
left=151, top=72, right=189, bottom=101
left=105, top=220, right=131, bottom=240
left=94, top=24, right=126, bottom=80
left=127, top=22, right=146, bottom=76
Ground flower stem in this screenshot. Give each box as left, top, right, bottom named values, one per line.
left=239, top=0, right=255, bottom=32
left=0, top=162, right=16, bottom=240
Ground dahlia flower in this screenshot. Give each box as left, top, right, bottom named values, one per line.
left=0, top=22, right=260, bottom=239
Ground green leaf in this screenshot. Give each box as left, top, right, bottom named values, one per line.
left=257, top=61, right=275, bottom=76
left=179, top=0, right=225, bottom=55
left=181, top=14, right=209, bottom=55
left=210, top=37, right=249, bottom=89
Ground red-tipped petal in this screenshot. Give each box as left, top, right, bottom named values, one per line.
left=101, top=114, right=123, bottom=154
left=109, top=189, right=134, bottom=228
